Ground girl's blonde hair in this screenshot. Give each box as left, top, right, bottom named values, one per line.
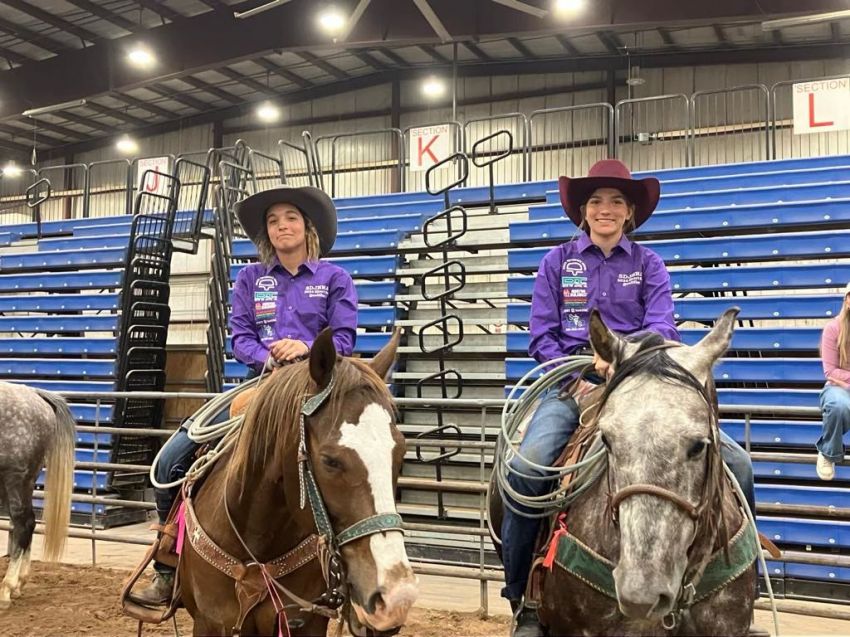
left=838, top=292, right=850, bottom=369
left=256, top=209, right=321, bottom=266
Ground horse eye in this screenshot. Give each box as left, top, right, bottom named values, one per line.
left=321, top=454, right=344, bottom=471
left=687, top=439, right=708, bottom=459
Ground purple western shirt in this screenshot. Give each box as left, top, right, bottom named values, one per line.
left=230, top=259, right=357, bottom=370
left=529, top=233, right=679, bottom=364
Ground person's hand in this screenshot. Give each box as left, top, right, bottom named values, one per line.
left=264, top=353, right=282, bottom=371
left=269, top=339, right=310, bottom=362
left=593, top=353, right=613, bottom=381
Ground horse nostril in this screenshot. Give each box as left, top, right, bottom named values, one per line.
left=366, top=589, right=386, bottom=615
left=654, top=593, right=674, bottom=615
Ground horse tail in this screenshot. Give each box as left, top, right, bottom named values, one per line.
left=35, top=388, right=75, bottom=562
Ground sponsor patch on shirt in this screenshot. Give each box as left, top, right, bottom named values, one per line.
left=255, top=276, right=277, bottom=291
left=254, top=287, right=278, bottom=324
left=304, top=284, right=329, bottom=299
left=561, top=259, right=587, bottom=276
left=561, top=271, right=588, bottom=331
left=617, top=271, right=643, bottom=287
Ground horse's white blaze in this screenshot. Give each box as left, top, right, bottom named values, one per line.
left=339, top=402, right=412, bottom=589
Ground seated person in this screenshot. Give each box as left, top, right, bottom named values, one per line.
left=501, top=159, right=757, bottom=637
left=131, top=185, right=357, bottom=605
left=816, top=281, right=850, bottom=480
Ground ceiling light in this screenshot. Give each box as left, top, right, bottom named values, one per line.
left=2, top=162, right=22, bottom=177
left=127, top=46, right=156, bottom=69
left=256, top=101, right=282, bottom=123
left=317, top=7, right=346, bottom=35
left=553, top=0, right=585, bottom=16
left=116, top=135, right=139, bottom=155
left=422, top=77, right=447, bottom=99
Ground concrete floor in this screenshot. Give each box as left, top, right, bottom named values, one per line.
left=2, top=522, right=850, bottom=635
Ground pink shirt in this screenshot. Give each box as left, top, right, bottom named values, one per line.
left=821, top=318, right=850, bottom=386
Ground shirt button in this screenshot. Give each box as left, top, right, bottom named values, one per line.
left=287, top=306, right=293, bottom=310
left=602, top=292, right=607, bottom=297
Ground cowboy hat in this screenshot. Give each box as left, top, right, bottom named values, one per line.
left=558, top=159, right=661, bottom=230
left=234, top=185, right=337, bottom=257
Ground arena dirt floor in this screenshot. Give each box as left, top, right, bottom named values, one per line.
left=1, top=529, right=849, bottom=636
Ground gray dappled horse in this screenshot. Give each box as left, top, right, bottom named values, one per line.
left=0, top=381, right=74, bottom=611
left=491, top=308, right=757, bottom=636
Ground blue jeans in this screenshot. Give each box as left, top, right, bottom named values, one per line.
left=818, top=385, right=850, bottom=462
left=499, top=389, right=757, bottom=602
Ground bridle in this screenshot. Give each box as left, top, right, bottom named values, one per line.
left=598, top=342, right=727, bottom=630
left=221, top=372, right=404, bottom=633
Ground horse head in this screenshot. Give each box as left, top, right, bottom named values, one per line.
left=588, top=308, right=738, bottom=622
left=304, top=329, right=418, bottom=634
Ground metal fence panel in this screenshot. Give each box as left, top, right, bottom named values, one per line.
left=87, top=160, right=132, bottom=218
left=0, top=168, right=39, bottom=227
left=403, top=121, right=464, bottom=193
left=35, top=163, right=89, bottom=221
left=771, top=75, right=850, bottom=160
left=528, top=103, right=613, bottom=181
left=247, top=147, right=283, bottom=193
left=278, top=134, right=315, bottom=188
left=691, top=84, right=770, bottom=166
left=315, top=128, right=404, bottom=198
left=615, top=94, right=690, bottom=171
left=463, top=113, right=529, bottom=187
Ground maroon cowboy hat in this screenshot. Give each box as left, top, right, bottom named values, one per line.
left=558, top=159, right=661, bottom=229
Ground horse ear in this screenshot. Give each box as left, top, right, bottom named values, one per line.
left=309, top=328, right=337, bottom=388
left=369, top=328, right=401, bottom=381
left=589, top=309, right=618, bottom=364
left=693, top=307, right=739, bottom=364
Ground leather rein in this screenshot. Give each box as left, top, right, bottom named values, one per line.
left=185, top=373, right=405, bottom=635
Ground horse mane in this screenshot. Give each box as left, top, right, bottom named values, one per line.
left=226, top=356, right=394, bottom=489
left=598, top=332, right=731, bottom=557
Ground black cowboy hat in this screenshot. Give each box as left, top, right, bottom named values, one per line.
left=558, top=159, right=661, bottom=230
left=234, top=185, right=337, bottom=257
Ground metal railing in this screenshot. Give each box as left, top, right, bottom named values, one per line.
left=691, top=84, right=771, bottom=166
left=464, top=113, right=529, bottom=186
left=616, top=94, right=691, bottom=171
left=315, top=127, right=404, bottom=198
left=7, top=389, right=844, bottom=614
left=528, top=103, right=615, bottom=181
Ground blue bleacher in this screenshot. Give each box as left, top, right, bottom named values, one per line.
left=506, top=296, right=842, bottom=324
left=721, top=419, right=823, bottom=446
left=535, top=181, right=850, bottom=219
left=544, top=164, right=850, bottom=202
left=0, top=293, right=119, bottom=312
left=0, top=315, right=119, bottom=332
left=230, top=255, right=400, bottom=279
left=504, top=357, right=824, bottom=384
left=508, top=266, right=848, bottom=296
left=0, top=247, right=128, bottom=271
left=0, top=337, right=117, bottom=356
left=0, top=270, right=123, bottom=291
left=514, top=199, right=850, bottom=240
left=509, top=230, right=850, bottom=269
left=0, top=359, right=115, bottom=378
left=506, top=327, right=823, bottom=354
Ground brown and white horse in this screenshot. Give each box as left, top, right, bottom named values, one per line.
left=179, top=329, right=418, bottom=636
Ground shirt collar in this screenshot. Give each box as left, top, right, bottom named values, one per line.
left=265, top=257, right=320, bottom=276
left=575, top=232, right=633, bottom=256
